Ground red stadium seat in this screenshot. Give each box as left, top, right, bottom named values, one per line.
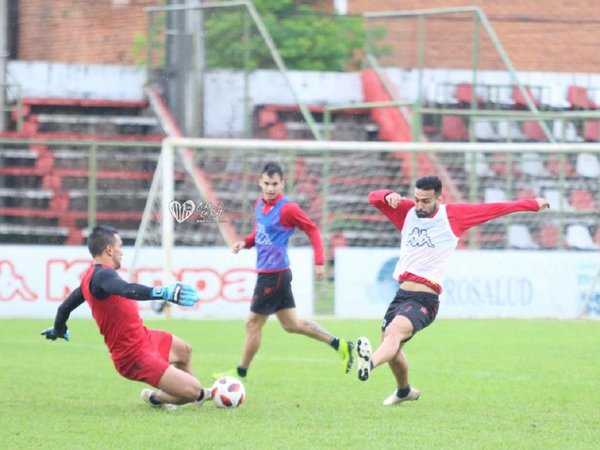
left=539, top=224, right=560, bottom=249
left=516, top=188, right=536, bottom=199
left=512, top=86, right=542, bottom=108
left=441, top=115, right=468, bottom=141
left=569, top=189, right=597, bottom=211
left=567, top=85, right=597, bottom=109
left=455, top=83, right=484, bottom=105
left=583, top=120, right=600, bottom=142
left=546, top=154, right=576, bottom=177
left=522, top=120, right=547, bottom=141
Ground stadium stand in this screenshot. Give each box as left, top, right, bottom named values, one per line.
left=0, top=97, right=164, bottom=244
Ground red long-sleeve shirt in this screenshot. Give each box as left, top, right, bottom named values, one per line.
left=242, top=193, right=325, bottom=266
left=368, top=190, right=539, bottom=236
left=368, top=190, right=540, bottom=292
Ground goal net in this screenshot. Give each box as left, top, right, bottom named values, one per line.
left=130, top=138, right=600, bottom=317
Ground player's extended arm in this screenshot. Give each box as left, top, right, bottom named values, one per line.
left=41, top=287, right=86, bottom=341
left=368, top=190, right=415, bottom=230
left=92, top=268, right=199, bottom=307
left=447, top=198, right=548, bottom=236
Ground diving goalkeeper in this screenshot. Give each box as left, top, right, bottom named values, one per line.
left=41, top=225, right=211, bottom=410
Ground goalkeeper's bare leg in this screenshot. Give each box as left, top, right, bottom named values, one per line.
left=142, top=336, right=211, bottom=407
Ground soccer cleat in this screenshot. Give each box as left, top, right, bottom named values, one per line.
left=356, top=337, right=372, bottom=381
left=194, top=388, right=213, bottom=406
left=212, top=368, right=246, bottom=381
left=338, top=338, right=354, bottom=374
left=382, top=387, right=420, bottom=406
left=141, top=389, right=176, bottom=410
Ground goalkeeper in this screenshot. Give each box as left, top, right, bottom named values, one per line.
left=41, top=225, right=211, bottom=410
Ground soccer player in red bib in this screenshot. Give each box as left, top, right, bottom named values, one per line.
left=356, top=176, right=549, bottom=405
left=213, top=162, right=353, bottom=380
left=41, top=225, right=211, bottom=410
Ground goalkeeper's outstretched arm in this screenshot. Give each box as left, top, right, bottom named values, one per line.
left=92, top=267, right=198, bottom=307
left=41, top=287, right=85, bottom=341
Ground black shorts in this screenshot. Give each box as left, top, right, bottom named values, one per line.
left=381, top=288, right=440, bottom=340
left=250, top=269, right=295, bottom=315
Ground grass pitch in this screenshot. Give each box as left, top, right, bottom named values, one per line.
left=1, top=318, right=599, bottom=449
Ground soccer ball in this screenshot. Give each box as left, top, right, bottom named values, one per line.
left=211, top=376, right=245, bottom=408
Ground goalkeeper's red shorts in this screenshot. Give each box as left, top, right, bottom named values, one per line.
left=113, top=330, right=173, bottom=388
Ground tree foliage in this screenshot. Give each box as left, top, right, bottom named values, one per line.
left=204, top=0, right=366, bottom=71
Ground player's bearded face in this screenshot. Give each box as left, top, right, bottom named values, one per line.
left=414, top=188, right=441, bottom=218
left=259, top=173, right=284, bottom=201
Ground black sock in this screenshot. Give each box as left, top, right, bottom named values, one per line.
left=396, top=385, right=411, bottom=398
left=149, top=393, right=162, bottom=405
left=196, top=389, right=205, bottom=402
left=330, top=337, right=340, bottom=351
left=237, top=366, right=248, bottom=377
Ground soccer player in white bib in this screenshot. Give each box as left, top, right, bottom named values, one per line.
left=356, top=175, right=549, bottom=405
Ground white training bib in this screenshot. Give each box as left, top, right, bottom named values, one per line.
left=393, top=204, right=459, bottom=285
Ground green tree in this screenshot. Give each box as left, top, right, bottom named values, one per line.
left=204, top=0, right=365, bottom=71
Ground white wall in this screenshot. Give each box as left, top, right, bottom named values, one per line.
left=9, top=61, right=600, bottom=136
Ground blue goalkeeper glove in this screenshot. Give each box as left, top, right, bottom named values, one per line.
left=151, top=282, right=198, bottom=307
left=41, top=327, right=71, bottom=342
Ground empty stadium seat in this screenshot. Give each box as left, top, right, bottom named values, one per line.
left=546, top=154, right=576, bottom=177
left=455, top=83, right=484, bottom=105
left=516, top=188, right=537, bottom=199
left=512, top=86, right=542, bottom=108
left=565, top=224, right=599, bottom=250
left=522, top=120, right=547, bottom=142
left=442, top=115, right=468, bottom=141
left=484, top=187, right=507, bottom=203
left=575, top=153, right=600, bottom=178
left=553, top=120, right=582, bottom=142
left=489, top=152, right=517, bottom=176
left=569, top=189, right=597, bottom=211
left=518, top=152, right=550, bottom=177
left=583, top=120, right=600, bottom=142
left=567, top=85, right=597, bottom=109
left=541, top=84, right=571, bottom=110
left=464, top=152, right=495, bottom=177
left=507, top=224, right=539, bottom=249
left=473, top=121, right=499, bottom=141
left=497, top=121, right=526, bottom=141
left=539, top=224, right=560, bottom=249
left=543, top=189, right=574, bottom=211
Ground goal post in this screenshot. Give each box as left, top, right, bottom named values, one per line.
left=131, top=137, right=600, bottom=317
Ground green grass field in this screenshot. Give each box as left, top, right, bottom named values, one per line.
left=1, top=318, right=599, bottom=449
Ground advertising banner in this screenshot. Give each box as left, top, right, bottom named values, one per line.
left=0, top=246, right=314, bottom=319
left=335, top=248, right=600, bottom=319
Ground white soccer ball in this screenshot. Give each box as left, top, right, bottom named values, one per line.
left=211, top=376, right=246, bottom=408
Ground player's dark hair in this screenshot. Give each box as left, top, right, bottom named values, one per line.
left=415, top=176, right=442, bottom=195
left=87, top=225, right=119, bottom=257
left=262, top=161, right=284, bottom=178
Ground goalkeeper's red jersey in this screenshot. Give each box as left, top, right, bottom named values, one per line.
left=80, top=264, right=150, bottom=364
